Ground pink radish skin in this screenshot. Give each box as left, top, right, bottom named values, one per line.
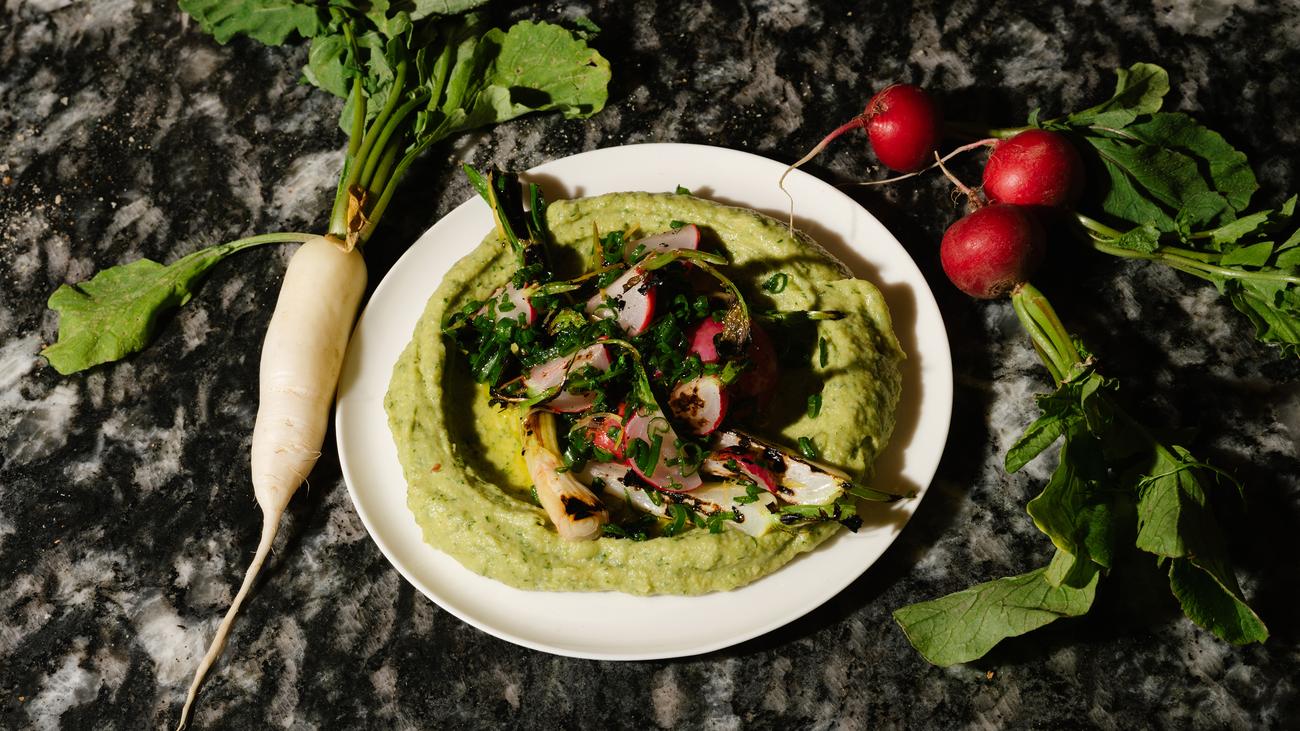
left=687, top=318, right=726, bottom=363
left=668, top=374, right=730, bottom=435
left=179, top=235, right=367, bottom=729
left=623, top=409, right=703, bottom=492
left=982, top=129, right=1085, bottom=209
left=626, top=224, right=700, bottom=261
left=940, top=204, right=1045, bottom=299
left=586, top=267, right=655, bottom=335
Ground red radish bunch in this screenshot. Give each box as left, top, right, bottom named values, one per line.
left=938, top=128, right=1085, bottom=299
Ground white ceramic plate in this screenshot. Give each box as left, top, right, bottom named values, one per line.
left=335, top=143, right=953, bottom=660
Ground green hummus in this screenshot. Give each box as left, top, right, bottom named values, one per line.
left=385, top=192, right=904, bottom=594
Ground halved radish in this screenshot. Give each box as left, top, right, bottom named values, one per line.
left=623, top=408, right=702, bottom=492
left=687, top=318, right=726, bottom=363
left=668, top=375, right=729, bottom=435
left=523, top=344, right=610, bottom=411
left=586, top=267, right=656, bottom=335
left=702, top=449, right=778, bottom=494
left=624, top=224, right=700, bottom=261
left=477, top=282, right=537, bottom=326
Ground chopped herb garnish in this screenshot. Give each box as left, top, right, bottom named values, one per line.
left=807, top=393, right=822, bottom=418
left=798, top=436, right=819, bottom=459
left=675, top=185, right=692, bottom=195
left=762, top=272, right=789, bottom=294
left=705, top=512, right=728, bottom=534
left=669, top=219, right=687, bottom=229
left=664, top=503, right=689, bottom=536
left=600, top=230, right=626, bottom=266
left=818, top=336, right=828, bottom=368
left=733, top=480, right=763, bottom=505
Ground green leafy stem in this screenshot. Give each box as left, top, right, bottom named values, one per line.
left=894, top=281, right=1267, bottom=666
left=1075, top=213, right=1300, bottom=286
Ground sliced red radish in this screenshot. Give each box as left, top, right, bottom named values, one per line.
left=623, top=408, right=702, bottom=492
left=668, top=375, right=729, bottom=435
left=585, top=267, right=655, bottom=336
left=624, top=224, right=700, bottom=261
left=703, top=449, right=779, bottom=494
left=523, top=344, right=610, bottom=411
left=476, top=282, right=537, bottom=326
left=687, top=317, right=726, bottom=363
left=585, top=407, right=627, bottom=459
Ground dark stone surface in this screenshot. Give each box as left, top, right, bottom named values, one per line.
left=2, top=1, right=1298, bottom=727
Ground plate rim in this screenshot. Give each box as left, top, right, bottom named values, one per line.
left=335, top=142, right=953, bottom=660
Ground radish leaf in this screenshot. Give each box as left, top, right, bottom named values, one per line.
left=901, top=290, right=1268, bottom=664
left=1118, top=113, right=1258, bottom=213
left=893, top=556, right=1099, bottom=667
left=1170, top=557, right=1270, bottom=644
left=178, top=0, right=324, bottom=45
left=1065, top=62, right=1169, bottom=128
left=42, top=236, right=296, bottom=374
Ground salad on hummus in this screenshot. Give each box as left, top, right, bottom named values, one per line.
left=384, top=169, right=906, bottom=594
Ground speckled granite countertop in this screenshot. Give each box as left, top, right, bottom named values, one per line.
left=3, top=1, right=1299, bottom=728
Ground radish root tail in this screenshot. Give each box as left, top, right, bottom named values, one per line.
left=934, top=150, right=978, bottom=203
left=779, top=117, right=865, bottom=232
left=841, top=137, right=997, bottom=188
left=176, top=516, right=281, bottom=730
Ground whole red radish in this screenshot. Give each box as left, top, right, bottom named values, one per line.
left=982, top=129, right=1084, bottom=209
left=940, top=204, right=1045, bottom=299
left=864, top=84, right=942, bottom=173
left=781, top=83, right=941, bottom=189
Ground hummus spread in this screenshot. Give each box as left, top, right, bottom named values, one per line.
left=385, top=192, right=904, bottom=594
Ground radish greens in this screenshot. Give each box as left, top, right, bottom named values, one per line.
left=43, top=1, right=610, bottom=374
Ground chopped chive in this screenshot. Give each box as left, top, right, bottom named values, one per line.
left=670, top=219, right=686, bottom=229
left=798, top=436, right=819, bottom=459
left=818, top=337, right=828, bottom=368
left=761, top=272, right=789, bottom=294
left=807, top=393, right=822, bottom=418
left=664, top=504, right=688, bottom=536
left=675, top=185, right=691, bottom=195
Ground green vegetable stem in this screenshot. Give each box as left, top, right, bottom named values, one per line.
left=42, top=2, right=611, bottom=374
left=893, top=281, right=1267, bottom=666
